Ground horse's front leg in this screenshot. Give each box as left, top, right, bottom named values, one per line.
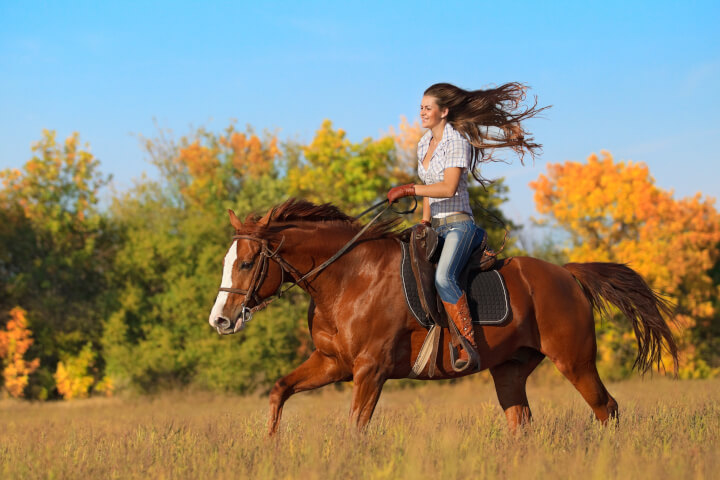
left=349, top=356, right=387, bottom=430
left=268, top=350, right=346, bottom=435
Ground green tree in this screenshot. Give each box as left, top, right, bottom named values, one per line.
left=102, top=124, right=309, bottom=393
left=287, top=119, right=399, bottom=214
left=0, top=130, right=114, bottom=398
left=468, top=179, right=522, bottom=256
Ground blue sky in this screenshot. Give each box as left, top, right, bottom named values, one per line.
left=1, top=1, right=718, bottom=232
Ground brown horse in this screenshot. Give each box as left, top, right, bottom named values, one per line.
left=207, top=199, right=678, bottom=434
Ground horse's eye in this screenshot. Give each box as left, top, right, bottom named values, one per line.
left=240, top=261, right=254, bottom=270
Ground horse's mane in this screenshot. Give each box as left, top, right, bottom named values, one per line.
left=239, top=198, right=404, bottom=240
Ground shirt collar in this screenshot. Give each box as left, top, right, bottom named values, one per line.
left=423, top=122, right=454, bottom=146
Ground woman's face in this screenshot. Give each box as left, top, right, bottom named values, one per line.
left=420, top=95, right=448, bottom=129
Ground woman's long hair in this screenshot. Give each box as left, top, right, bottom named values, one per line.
left=424, top=82, right=549, bottom=185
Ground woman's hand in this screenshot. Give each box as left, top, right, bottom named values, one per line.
left=387, top=184, right=416, bottom=203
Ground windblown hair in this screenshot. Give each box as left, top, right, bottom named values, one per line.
left=424, top=82, right=549, bottom=185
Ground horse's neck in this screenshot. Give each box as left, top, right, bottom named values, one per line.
left=283, top=224, right=399, bottom=301
left=283, top=223, right=372, bottom=270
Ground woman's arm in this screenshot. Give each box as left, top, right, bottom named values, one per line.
left=414, top=167, right=462, bottom=198
left=422, top=196, right=431, bottom=223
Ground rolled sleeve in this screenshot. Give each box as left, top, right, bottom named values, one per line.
left=443, top=136, right=472, bottom=170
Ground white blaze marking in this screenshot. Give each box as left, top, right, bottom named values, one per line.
left=209, top=240, right=238, bottom=326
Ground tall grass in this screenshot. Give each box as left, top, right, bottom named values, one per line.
left=0, top=377, right=717, bottom=479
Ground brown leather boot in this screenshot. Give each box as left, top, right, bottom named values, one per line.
left=442, top=293, right=480, bottom=372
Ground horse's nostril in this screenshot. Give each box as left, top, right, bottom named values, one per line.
left=216, top=316, right=231, bottom=329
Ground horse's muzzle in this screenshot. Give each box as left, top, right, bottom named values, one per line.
left=213, top=307, right=253, bottom=335
left=213, top=316, right=234, bottom=335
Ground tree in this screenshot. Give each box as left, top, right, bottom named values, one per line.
left=0, top=130, right=114, bottom=398
left=387, top=115, right=424, bottom=186
left=0, top=307, right=40, bottom=398
left=530, top=151, right=720, bottom=378
left=287, top=119, right=399, bottom=214
left=54, top=342, right=96, bottom=400
left=102, top=124, right=308, bottom=393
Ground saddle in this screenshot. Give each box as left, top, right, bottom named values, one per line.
left=400, top=224, right=510, bottom=377
left=408, top=223, right=499, bottom=326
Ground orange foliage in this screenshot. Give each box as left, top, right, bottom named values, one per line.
left=173, top=128, right=280, bottom=206
left=387, top=116, right=424, bottom=184
left=0, top=307, right=40, bottom=398
left=226, top=132, right=280, bottom=178
left=530, top=151, right=720, bottom=376
left=177, top=141, right=220, bottom=177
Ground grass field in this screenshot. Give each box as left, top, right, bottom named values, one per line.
left=0, top=375, right=718, bottom=479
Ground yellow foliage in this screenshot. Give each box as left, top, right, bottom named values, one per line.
left=94, top=376, right=114, bottom=397
left=287, top=119, right=398, bottom=213
left=54, top=343, right=96, bottom=400
left=0, top=307, right=40, bottom=398
left=530, top=151, right=720, bottom=376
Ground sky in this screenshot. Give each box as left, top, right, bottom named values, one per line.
left=1, top=1, right=719, bottom=237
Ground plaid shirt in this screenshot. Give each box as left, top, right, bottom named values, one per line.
left=417, top=123, right=473, bottom=218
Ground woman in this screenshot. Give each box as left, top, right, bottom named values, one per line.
left=387, top=82, right=546, bottom=372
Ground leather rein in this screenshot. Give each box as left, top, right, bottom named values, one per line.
left=217, top=199, right=415, bottom=332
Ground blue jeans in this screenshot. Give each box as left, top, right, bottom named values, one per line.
left=434, top=220, right=486, bottom=304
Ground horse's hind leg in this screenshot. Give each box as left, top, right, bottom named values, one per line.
left=267, top=350, right=347, bottom=435
left=550, top=352, right=618, bottom=424
left=490, top=348, right=545, bottom=432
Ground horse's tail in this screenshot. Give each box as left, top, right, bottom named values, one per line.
left=564, top=262, right=679, bottom=375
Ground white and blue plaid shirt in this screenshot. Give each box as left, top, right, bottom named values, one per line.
left=417, top=123, right=473, bottom=218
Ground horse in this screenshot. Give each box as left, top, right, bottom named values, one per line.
left=207, top=198, right=678, bottom=435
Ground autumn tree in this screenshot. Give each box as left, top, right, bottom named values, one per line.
left=387, top=116, right=424, bottom=186
left=530, top=151, right=720, bottom=378
left=0, top=130, right=114, bottom=398
left=102, top=124, right=308, bottom=393
left=287, top=119, right=400, bottom=214
left=2, top=121, right=527, bottom=398
left=0, top=307, right=40, bottom=398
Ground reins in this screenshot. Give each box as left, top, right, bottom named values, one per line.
left=219, top=197, right=417, bottom=332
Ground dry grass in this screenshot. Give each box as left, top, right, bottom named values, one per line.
left=0, top=376, right=718, bottom=479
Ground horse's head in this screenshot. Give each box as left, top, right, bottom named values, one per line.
left=208, top=209, right=286, bottom=335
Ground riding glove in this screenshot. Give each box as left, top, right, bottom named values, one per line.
left=387, top=184, right=416, bottom=203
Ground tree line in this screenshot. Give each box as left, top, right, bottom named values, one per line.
left=0, top=120, right=718, bottom=399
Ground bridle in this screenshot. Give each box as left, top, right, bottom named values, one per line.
left=217, top=234, right=298, bottom=331
left=217, top=198, right=416, bottom=333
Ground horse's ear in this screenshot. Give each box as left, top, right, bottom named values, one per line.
left=257, top=209, right=273, bottom=227
left=228, top=209, right=243, bottom=230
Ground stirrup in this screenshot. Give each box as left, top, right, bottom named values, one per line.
left=448, top=337, right=480, bottom=373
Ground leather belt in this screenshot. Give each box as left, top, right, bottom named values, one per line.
left=431, top=213, right=473, bottom=228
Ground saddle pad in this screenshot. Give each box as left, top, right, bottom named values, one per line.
left=400, top=242, right=510, bottom=327
left=466, top=269, right=510, bottom=324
